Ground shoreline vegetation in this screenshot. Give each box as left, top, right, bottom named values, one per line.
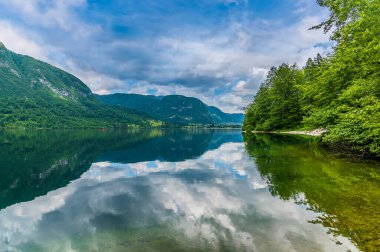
left=243, top=0, right=380, bottom=159
left=247, top=129, right=380, bottom=161
left=0, top=125, right=242, bottom=130
left=251, top=128, right=327, bottom=137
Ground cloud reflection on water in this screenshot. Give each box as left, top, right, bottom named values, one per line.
left=0, top=143, right=358, bottom=252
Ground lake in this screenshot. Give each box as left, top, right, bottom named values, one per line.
left=0, top=129, right=379, bottom=252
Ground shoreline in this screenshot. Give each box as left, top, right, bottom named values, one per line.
left=0, top=126, right=242, bottom=130
left=251, top=128, right=327, bottom=137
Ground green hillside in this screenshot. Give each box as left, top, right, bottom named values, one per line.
left=207, top=106, right=244, bottom=125
left=0, top=43, right=160, bottom=128
left=96, top=93, right=244, bottom=126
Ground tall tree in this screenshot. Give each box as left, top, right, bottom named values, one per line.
left=244, top=0, right=380, bottom=157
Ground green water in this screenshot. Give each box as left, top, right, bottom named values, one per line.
left=0, top=130, right=378, bottom=251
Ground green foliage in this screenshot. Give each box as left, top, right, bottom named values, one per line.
left=243, top=64, right=303, bottom=131
left=323, top=96, right=380, bottom=155
left=0, top=46, right=162, bottom=128
left=244, top=0, right=380, bottom=157
left=0, top=96, right=161, bottom=128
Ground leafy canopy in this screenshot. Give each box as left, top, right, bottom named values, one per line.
left=244, top=0, right=380, bottom=157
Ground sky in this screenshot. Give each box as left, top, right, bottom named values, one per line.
left=0, top=0, right=332, bottom=113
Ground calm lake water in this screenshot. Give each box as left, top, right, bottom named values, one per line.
left=0, top=129, right=379, bottom=252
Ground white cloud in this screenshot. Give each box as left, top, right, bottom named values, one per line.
left=140, top=14, right=331, bottom=112
left=0, top=0, right=88, bottom=31
left=0, top=21, right=49, bottom=61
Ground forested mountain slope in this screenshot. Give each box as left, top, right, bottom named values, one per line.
left=207, top=106, right=244, bottom=125
left=0, top=43, right=159, bottom=128
left=97, top=93, right=244, bottom=126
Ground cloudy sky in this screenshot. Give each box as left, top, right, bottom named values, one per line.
left=0, top=0, right=331, bottom=112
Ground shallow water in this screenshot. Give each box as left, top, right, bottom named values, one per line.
left=0, top=129, right=378, bottom=251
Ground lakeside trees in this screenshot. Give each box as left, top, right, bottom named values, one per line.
left=244, top=64, right=303, bottom=131
left=244, top=0, right=380, bottom=157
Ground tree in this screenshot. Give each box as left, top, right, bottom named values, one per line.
left=243, top=64, right=303, bottom=131
left=244, top=0, right=380, bottom=157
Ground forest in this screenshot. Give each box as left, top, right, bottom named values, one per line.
left=0, top=42, right=163, bottom=129
left=243, top=0, right=380, bottom=157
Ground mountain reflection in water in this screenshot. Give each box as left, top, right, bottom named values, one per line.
left=0, top=129, right=377, bottom=251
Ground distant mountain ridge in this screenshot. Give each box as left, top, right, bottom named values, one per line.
left=96, top=93, right=244, bottom=126
left=0, top=43, right=158, bottom=128
left=207, top=106, right=244, bottom=125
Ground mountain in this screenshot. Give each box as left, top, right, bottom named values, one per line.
left=96, top=93, right=244, bottom=126
left=96, top=94, right=214, bottom=125
left=207, top=106, right=245, bottom=125
left=0, top=43, right=243, bottom=128
left=0, top=43, right=158, bottom=128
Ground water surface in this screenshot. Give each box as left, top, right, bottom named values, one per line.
left=0, top=130, right=378, bottom=251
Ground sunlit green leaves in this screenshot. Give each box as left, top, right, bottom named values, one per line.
left=243, top=64, right=303, bottom=131
left=244, top=0, right=380, bottom=157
